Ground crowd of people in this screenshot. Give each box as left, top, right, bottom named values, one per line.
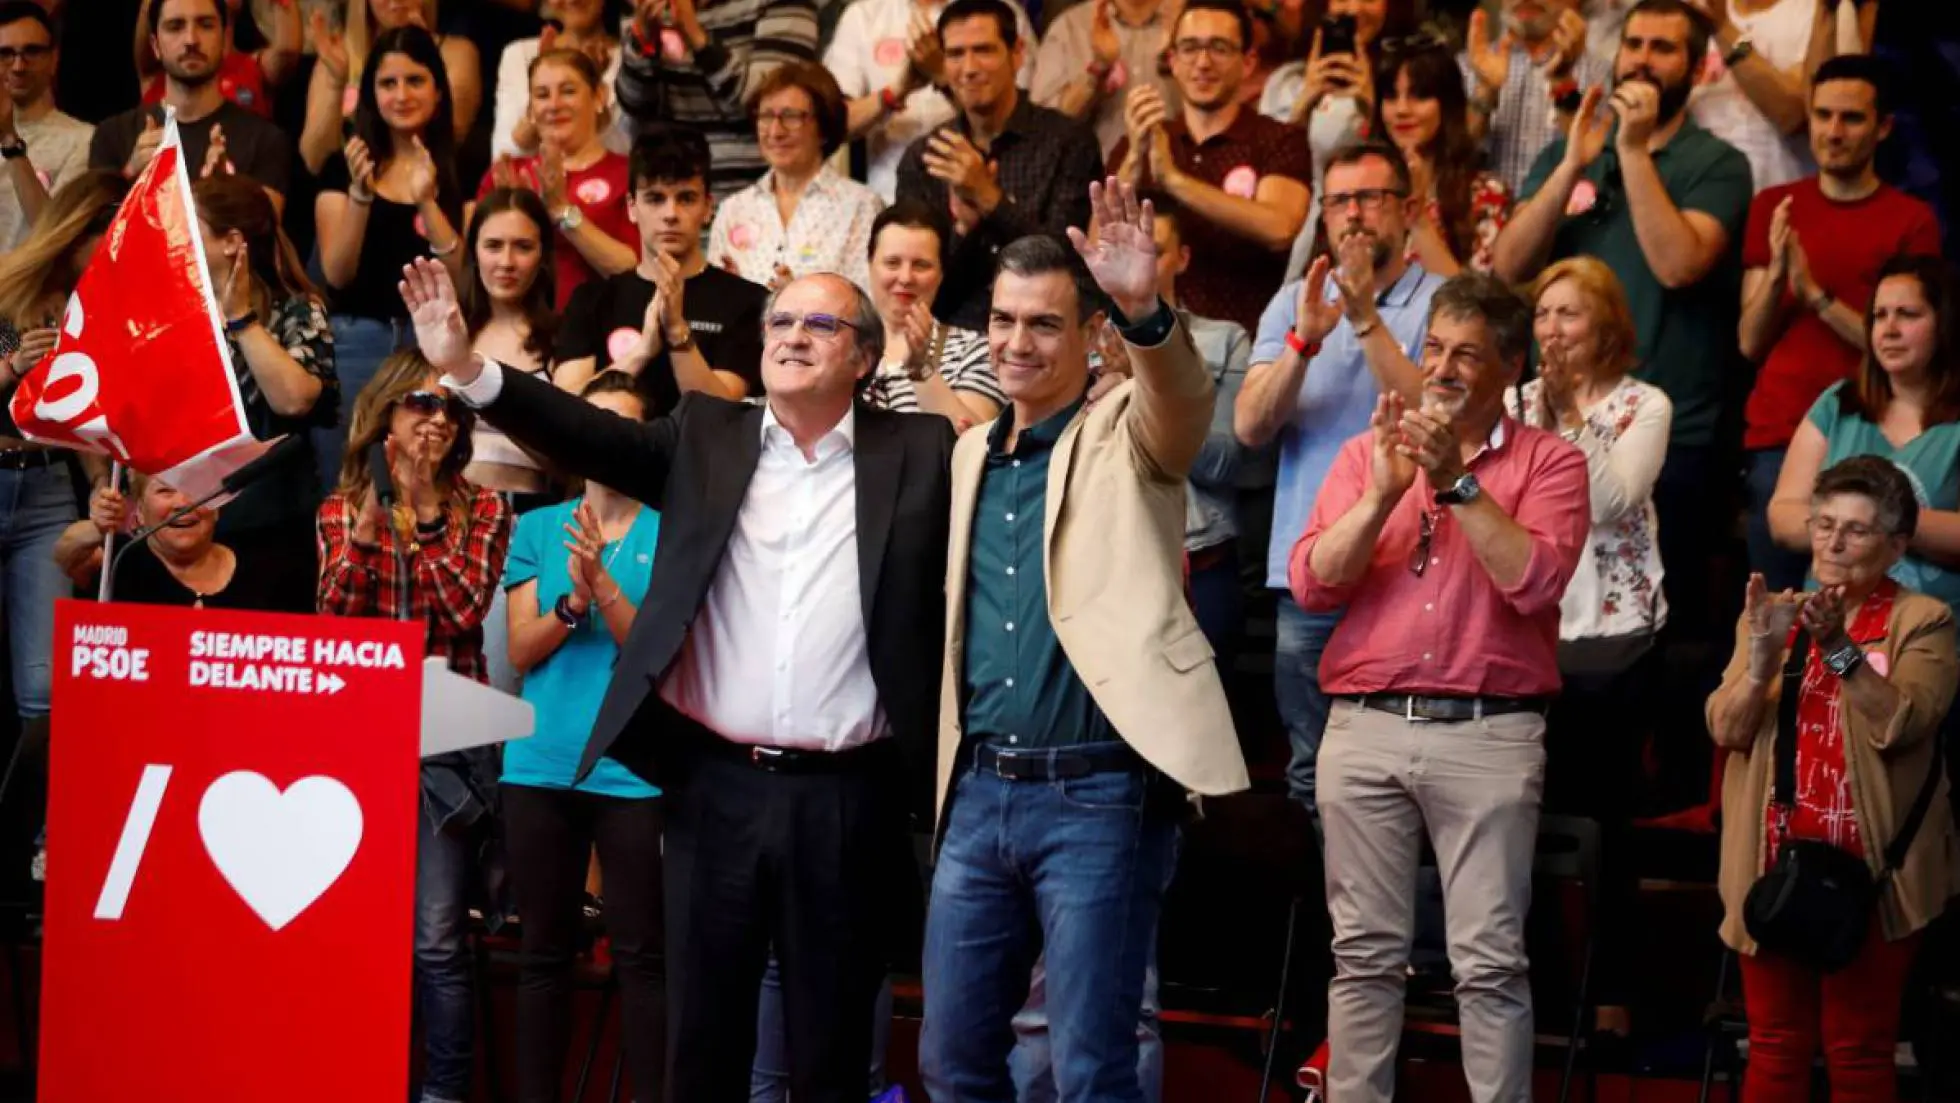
left=1, top=0, right=1957, bottom=1101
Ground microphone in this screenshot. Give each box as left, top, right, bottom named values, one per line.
left=103, top=435, right=308, bottom=598
left=367, top=440, right=397, bottom=512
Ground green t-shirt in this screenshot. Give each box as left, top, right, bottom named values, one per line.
left=1520, top=120, right=1754, bottom=449
left=1806, top=382, right=1960, bottom=610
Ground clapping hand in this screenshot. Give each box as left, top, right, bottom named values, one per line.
left=1744, top=572, right=1805, bottom=676
left=404, top=135, right=439, bottom=206
left=1536, top=339, right=1581, bottom=430
left=1562, top=85, right=1611, bottom=170
left=923, top=131, right=1002, bottom=213
left=646, top=251, right=690, bottom=348
left=888, top=301, right=934, bottom=380
left=1293, top=256, right=1343, bottom=347
left=1368, top=391, right=1417, bottom=502
left=312, top=9, right=350, bottom=83
left=907, top=7, right=946, bottom=87
left=562, top=502, right=606, bottom=611
left=1465, top=9, right=1514, bottom=98
left=1542, top=8, right=1588, bottom=79
left=1799, top=584, right=1852, bottom=650
left=127, top=115, right=164, bottom=178
left=1767, top=194, right=1794, bottom=285
left=1065, top=177, right=1159, bottom=323
left=345, top=135, right=377, bottom=201
left=537, top=141, right=569, bottom=211
left=1396, top=404, right=1465, bottom=486
left=200, top=124, right=233, bottom=178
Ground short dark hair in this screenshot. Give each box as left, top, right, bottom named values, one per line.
left=937, top=0, right=1017, bottom=50
left=1142, top=189, right=1186, bottom=242
left=1172, top=0, right=1254, bottom=53
left=1812, top=455, right=1920, bottom=539
left=748, top=60, right=850, bottom=157
left=1428, top=272, right=1534, bottom=366
left=867, top=198, right=951, bottom=263
left=628, top=126, right=712, bottom=192
left=1623, top=0, right=1710, bottom=71
left=1321, top=139, right=1413, bottom=195
left=995, top=234, right=1107, bottom=324
left=147, top=0, right=228, bottom=37
left=580, top=369, right=650, bottom=414
left=0, top=1, right=56, bottom=40
left=1812, top=53, right=1891, bottom=116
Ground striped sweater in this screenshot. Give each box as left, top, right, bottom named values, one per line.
left=615, top=0, right=821, bottom=201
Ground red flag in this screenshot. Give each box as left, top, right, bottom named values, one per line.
left=8, top=115, right=264, bottom=500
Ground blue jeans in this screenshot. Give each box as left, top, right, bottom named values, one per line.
left=317, top=315, right=414, bottom=494
left=920, top=749, right=1179, bottom=1103
left=1275, top=598, right=1343, bottom=816
left=416, top=788, right=476, bottom=1103
left=0, top=463, right=78, bottom=717
left=1744, top=447, right=1810, bottom=594
left=750, top=951, right=894, bottom=1101
left=1008, top=948, right=1164, bottom=1102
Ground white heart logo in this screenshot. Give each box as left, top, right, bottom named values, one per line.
left=197, top=772, right=364, bottom=931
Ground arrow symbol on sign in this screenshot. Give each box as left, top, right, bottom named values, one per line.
left=317, top=672, right=345, bottom=695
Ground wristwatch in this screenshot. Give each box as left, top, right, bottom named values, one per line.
left=1722, top=34, right=1755, bottom=69
left=556, top=205, right=586, bottom=233
left=224, top=311, right=260, bottom=335
left=1810, top=288, right=1836, bottom=314
left=1822, top=638, right=1864, bottom=678
left=1434, top=472, right=1482, bottom=506
left=666, top=325, right=696, bottom=353
left=553, top=592, right=583, bottom=627
left=0, top=136, right=25, bottom=161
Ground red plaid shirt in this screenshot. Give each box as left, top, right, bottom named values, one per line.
left=316, top=486, right=513, bottom=684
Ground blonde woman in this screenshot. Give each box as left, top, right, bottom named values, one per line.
left=1517, top=255, right=1670, bottom=1041
left=299, top=0, right=480, bottom=174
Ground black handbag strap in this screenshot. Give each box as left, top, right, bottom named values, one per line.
left=1771, top=626, right=1948, bottom=876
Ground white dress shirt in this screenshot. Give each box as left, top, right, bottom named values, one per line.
left=445, top=361, right=886, bottom=751
left=825, top=0, right=1038, bottom=201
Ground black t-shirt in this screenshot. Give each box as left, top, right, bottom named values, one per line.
left=116, top=541, right=303, bottom=613
left=555, top=266, right=768, bottom=415
left=312, top=153, right=457, bottom=322
left=88, top=101, right=293, bottom=198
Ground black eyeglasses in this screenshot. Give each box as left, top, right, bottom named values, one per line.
left=756, top=108, right=813, bottom=130
left=764, top=311, right=861, bottom=340
left=400, top=390, right=463, bottom=419
left=1407, top=509, right=1437, bottom=577
left=0, top=45, right=53, bottom=65
left=1323, top=187, right=1409, bottom=213
left=1172, top=37, right=1245, bottom=60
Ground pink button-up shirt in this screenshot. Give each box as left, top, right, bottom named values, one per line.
left=1288, top=418, right=1590, bottom=698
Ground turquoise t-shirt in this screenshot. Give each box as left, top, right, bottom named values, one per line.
left=1807, top=382, right=1960, bottom=609
left=501, top=501, right=662, bottom=798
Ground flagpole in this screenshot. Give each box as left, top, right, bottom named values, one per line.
left=97, top=462, right=122, bottom=602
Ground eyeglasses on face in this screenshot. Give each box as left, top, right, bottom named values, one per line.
left=756, top=108, right=813, bottom=130
left=1324, top=187, right=1408, bottom=213
left=0, top=45, right=53, bottom=64
left=399, top=390, right=463, bottom=419
left=764, top=311, right=861, bottom=340
left=1172, top=37, right=1244, bottom=60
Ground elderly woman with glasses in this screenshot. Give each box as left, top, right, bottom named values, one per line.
left=1708, top=455, right=1957, bottom=1103
left=708, top=60, right=884, bottom=293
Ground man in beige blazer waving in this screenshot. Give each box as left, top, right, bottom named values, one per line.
left=918, top=177, right=1250, bottom=1101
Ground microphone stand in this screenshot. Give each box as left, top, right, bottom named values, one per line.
left=102, top=477, right=241, bottom=602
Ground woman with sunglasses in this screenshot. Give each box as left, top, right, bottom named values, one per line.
left=707, top=62, right=882, bottom=293
left=501, top=368, right=665, bottom=1103
left=1370, top=37, right=1510, bottom=276
left=1768, top=255, right=1960, bottom=613
left=476, top=48, right=638, bottom=310
left=317, top=349, right=512, bottom=1103
left=314, top=24, right=466, bottom=491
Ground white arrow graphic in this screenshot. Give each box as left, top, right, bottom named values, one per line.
left=317, top=672, right=345, bottom=695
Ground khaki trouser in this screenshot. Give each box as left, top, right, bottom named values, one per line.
left=1319, top=698, right=1546, bottom=1103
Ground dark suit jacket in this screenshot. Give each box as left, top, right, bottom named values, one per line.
left=479, top=369, right=956, bottom=821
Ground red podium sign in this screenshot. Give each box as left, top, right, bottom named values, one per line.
left=39, top=600, right=425, bottom=1102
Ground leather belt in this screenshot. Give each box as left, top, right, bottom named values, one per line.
left=1348, top=693, right=1550, bottom=723
left=972, top=740, right=1142, bottom=781
left=0, top=449, right=60, bottom=471
left=692, top=732, right=894, bottom=775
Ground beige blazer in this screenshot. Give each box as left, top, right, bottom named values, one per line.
left=1705, top=589, right=1959, bottom=954
left=935, top=316, right=1251, bottom=824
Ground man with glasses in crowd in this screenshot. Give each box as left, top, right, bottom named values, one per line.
left=1493, top=0, right=1751, bottom=635
left=1234, top=140, right=1443, bottom=822
left=413, top=243, right=955, bottom=1099
left=1289, top=272, right=1589, bottom=1103
left=1105, top=0, right=1310, bottom=332
left=896, top=0, right=1103, bottom=330
left=0, top=0, right=90, bottom=251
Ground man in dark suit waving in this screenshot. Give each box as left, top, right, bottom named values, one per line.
left=400, top=257, right=954, bottom=1103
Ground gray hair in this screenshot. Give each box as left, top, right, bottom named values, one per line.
left=1813, top=455, right=1921, bottom=538
left=1427, top=273, right=1533, bottom=367
left=762, top=272, right=886, bottom=372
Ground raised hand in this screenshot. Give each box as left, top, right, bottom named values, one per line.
left=127, top=115, right=164, bottom=178
left=1065, top=177, right=1159, bottom=322
left=311, top=9, right=350, bottom=84
left=1465, top=8, right=1513, bottom=97
left=399, top=257, right=475, bottom=377
left=1561, top=85, right=1611, bottom=170
left=1293, top=256, right=1343, bottom=346
left=1368, top=391, right=1417, bottom=502
left=907, top=7, right=946, bottom=87
left=1744, top=571, right=1804, bottom=649
left=1543, top=8, right=1588, bottom=79
left=1090, top=0, right=1120, bottom=66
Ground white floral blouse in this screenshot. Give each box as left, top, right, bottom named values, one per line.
left=706, top=166, right=884, bottom=294
left=1518, top=374, right=1673, bottom=642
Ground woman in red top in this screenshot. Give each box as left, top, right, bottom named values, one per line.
left=1708, top=456, right=1958, bottom=1103
left=134, top=0, right=301, bottom=118
left=473, top=49, right=638, bottom=310
left=315, top=347, right=512, bottom=1103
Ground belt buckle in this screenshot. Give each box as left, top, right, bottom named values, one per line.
left=1403, top=695, right=1426, bottom=723
left=750, top=745, right=785, bottom=770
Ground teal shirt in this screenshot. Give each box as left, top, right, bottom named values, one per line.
left=501, top=501, right=662, bottom=798
left=1521, top=119, right=1753, bottom=449
left=1806, top=382, right=1960, bottom=609
left=960, top=395, right=1115, bottom=750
